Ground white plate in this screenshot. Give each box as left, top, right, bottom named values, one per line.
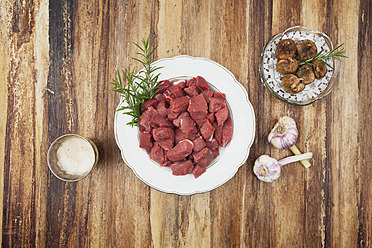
left=114, top=55, right=255, bottom=195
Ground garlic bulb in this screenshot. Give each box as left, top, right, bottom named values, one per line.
left=268, top=116, right=298, bottom=149
left=253, top=155, right=281, bottom=183
left=268, top=116, right=311, bottom=168
left=254, top=153, right=313, bottom=183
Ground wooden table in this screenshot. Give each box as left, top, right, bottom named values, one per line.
left=1, top=0, right=371, bottom=247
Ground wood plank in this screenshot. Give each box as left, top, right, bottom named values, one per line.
left=0, top=0, right=11, bottom=244
left=301, top=1, right=330, bottom=247
left=105, top=0, right=158, bottom=247
left=66, top=0, right=159, bottom=247
left=327, top=0, right=360, bottom=246
left=180, top=0, right=211, bottom=57
left=34, top=0, right=49, bottom=247
left=71, top=0, right=113, bottom=246
left=270, top=0, right=307, bottom=247
left=358, top=1, right=372, bottom=246
left=178, top=195, right=211, bottom=247
left=244, top=0, right=274, bottom=246
left=0, top=1, right=49, bottom=247
left=209, top=0, right=248, bottom=247
left=2, top=0, right=40, bottom=246
left=46, top=0, right=79, bottom=246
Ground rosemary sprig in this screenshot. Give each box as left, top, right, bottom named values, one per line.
left=108, top=36, right=162, bottom=127
left=299, top=43, right=348, bottom=69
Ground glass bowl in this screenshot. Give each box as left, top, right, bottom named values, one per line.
left=259, top=26, right=341, bottom=106
left=47, top=134, right=99, bottom=182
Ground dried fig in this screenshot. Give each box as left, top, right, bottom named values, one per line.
left=296, top=40, right=317, bottom=61
left=275, top=39, right=296, bottom=60
left=296, top=64, right=315, bottom=85
left=312, top=60, right=327, bottom=79
left=282, top=74, right=305, bottom=94
left=276, top=58, right=299, bottom=74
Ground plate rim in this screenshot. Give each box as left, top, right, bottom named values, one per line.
left=114, top=55, right=256, bottom=195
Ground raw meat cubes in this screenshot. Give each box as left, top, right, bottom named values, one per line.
left=139, top=76, right=233, bottom=178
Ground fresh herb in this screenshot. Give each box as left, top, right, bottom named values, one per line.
left=299, top=43, right=348, bottom=69
left=108, top=36, right=162, bottom=127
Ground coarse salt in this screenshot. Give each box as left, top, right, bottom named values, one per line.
left=56, top=137, right=95, bottom=175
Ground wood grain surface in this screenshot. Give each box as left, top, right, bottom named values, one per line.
left=0, top=0, right=371, bottom=247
